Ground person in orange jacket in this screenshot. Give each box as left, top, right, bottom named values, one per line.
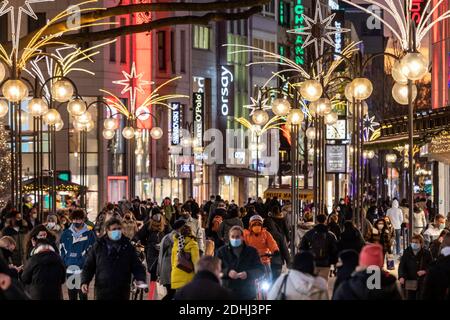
left=243, top=215, right=279, bottom=273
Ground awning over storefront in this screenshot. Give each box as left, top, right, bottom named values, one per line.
left=217, top=166, right=258, bottom=178
left=263, top=187, right=313, bottom=201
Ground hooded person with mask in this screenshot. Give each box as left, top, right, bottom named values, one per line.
left=81, top=217, right=146, bottom=300
left=60, top=209, right=96, bottom=300
left=268, top=251, right=328, bottom=300
left=386, top=199, right=404, bottom=256
left=0, top=210, right=28, bottom=266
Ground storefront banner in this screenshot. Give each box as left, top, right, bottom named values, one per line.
left=326, top=144, right=347, bottom=173
left=171, top=102, right=181, bottom=145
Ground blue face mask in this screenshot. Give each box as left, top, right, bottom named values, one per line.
left=411, top=243, right=420, bottom=251
left=109, top=230, right=122, bottom=241
left=230, top=238, right=242, bottom=248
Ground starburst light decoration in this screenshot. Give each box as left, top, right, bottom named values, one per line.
left=243, top=90, right=272, bottom=116
left=112, top=62, right=152, bottom=112
left=0, top=0, right=54, bottom=52
left=287, top=1, right=350, bottom=58
left=362, top=114, right=380, bottom=141
left=341, top=0, right=450, bottom=50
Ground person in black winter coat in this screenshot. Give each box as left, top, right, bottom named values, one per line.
left=332, top=249, right=359, bottom=297
left=133, top=213, right=170, bottom=280
left=264, top=207, right=291, bottom=243
left=299, top=214, right=338, bottom=279
left=398, top=235, right=432, bottom=300
left=338, top=221, right=366, bottom=254
left=81, top=218, right=146, bottom=300
left=21, top=239, right=66, bottom=300
left=241, top=206, right=256, bottom=230
left=421, top=233, right=450, bottom=300
left=216, top=226, right=264, bottom=300
left=174, top=256, right=232, bottom=300
left=333, top=244, right=402, bottom=300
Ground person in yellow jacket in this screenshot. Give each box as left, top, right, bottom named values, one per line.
left=171, top=224, right=200, bottom=290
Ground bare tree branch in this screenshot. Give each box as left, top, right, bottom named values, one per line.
left=17, top=0, right=270, bottom=46
left=53, top=6, right=262, bottom=45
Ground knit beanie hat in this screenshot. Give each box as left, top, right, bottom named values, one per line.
left=359, top=243, right=384, bottom=268
left=249, top=215, right=263, bottom=223
left=292, top=251, right=315, bottom=276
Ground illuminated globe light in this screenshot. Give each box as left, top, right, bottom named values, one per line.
left=67, top=99, right=86, bottom=116
left=306, top=126, right=316, bottom=140
left=351, top=78, right=373, bottom=100
left=104, top=118, right=118, bottom=130
left=0, top=62, right=5, bottom=82
left=392, top=82, right=417, bottom=105
left=308, top=148, right=315, bottom=156
left=385, top=153, right=397, bottom=163
left=392, top=60, right=408, bottom=84
left=102, top=129, right=115, bottom=140
left=286, top=108, right=304, bottom=125
left=76, top=111, right=91, bottom=125
left=400, top=52, right=428, bottom=81
left=252, top=109, right=269, bottom=126
left=316, top=98, right=332, bottom=116
left=73, top=120, right=86, bottom=131
left=300, top=80, right=322, bottom=102
left=122, top=126, right=135, bottom=140
left=367, top=150, right=375, bottom=159
left=134, top=129, right=142, bottom=139
left=0, top=100, right=9, bottom=117
left=150, top=126, right=163, bottom=139
left=135, top=147, right=144, bottom=155
left=85, top=120, right=95, bottom=132
left=54, top=119, right=64, bottom=132
left=344, top=82, right=354, bottom=101
left=28, top=98, right=48, bottom=117
left=2, top=79, right=29, bottom=102
left=324, top=112, right=338, bottom=125
left=309, top=101, right=317, bottom=116
left=271, top=98, right=291, bottom=116
left=51, top=79, right=74, bottom=102
left=43, top=109, right=61, bottom=125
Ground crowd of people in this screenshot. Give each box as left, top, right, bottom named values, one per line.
left=0, top=194, right=449, bottom=300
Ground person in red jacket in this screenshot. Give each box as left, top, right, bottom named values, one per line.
left=243, top=215, right=279, bottom=280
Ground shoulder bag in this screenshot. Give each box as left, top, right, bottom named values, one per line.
left=176, top=249, right=194, bottom=273
left=275, top=273, right=289, bottom=300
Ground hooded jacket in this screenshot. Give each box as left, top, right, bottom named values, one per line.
left=299, top=224, right=338, bottom=267
left=267, top=270, right=328, bottom=300
left=21, top=246, right=66, bottom=300
left=386, top=200, right=404, bottom=230
left=243, top=221, right=279, bottom=265
left=60, top=223, right=96, bottom=272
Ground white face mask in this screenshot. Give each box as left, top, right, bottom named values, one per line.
left=47, top=222, right=56, bottom=229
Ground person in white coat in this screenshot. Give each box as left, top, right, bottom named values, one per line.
left=412, top=206, right=427, bottom=236
left=268, top=251, right=328, bottom=300
left=386, top=199, right=403, bottom=255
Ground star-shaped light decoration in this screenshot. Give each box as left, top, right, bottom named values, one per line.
left=0, top=0, right=54, bottom=53
left=287, top=1, right=350, bottom=58
left=243, top=90, right=271, bottom=116
left=363, top=114, right=380, bottom=141
left=113, top=62, right=152, bottom=112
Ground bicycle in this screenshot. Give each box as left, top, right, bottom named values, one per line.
left=255, top=253, right=274, bottom=300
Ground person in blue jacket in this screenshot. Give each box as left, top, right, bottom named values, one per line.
left=59, top=209, right=96, bottom=300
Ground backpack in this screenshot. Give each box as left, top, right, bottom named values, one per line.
left=211, top=215, right=223, bottom=233
left=310, top=230, right=328, bottom=260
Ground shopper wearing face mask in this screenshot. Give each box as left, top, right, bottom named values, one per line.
left=217, top=226, right=264, bottom=300
left=368, top=218, right=393, bottom=255
left=423, top=214, right=447, bottom=248
left=174, top=256, right=232, bottom=300
left=121, top=211, right=139, bottom=240
left=398, top=234, right=432, bottom=300
left=60, top=209, right=96, bottom=300
left=179, top=207, right=205, bottom=254
left=81, top=218, right=146, bottom=300
left=429, top=229, right=449, bottom=260
left=25, top=224, right=58, bottom=259
left=44, top=214, right=63, bottom=243
left=25, top=207, right=40, bottom=230
left=0, top=210, right=29, bottom=266
left=243, top=215, right=279, bottom=277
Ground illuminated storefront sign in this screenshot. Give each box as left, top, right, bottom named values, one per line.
left=326, top=144, right=347, bottom=173
left=171, top=102, right=181, bottom=145
left=329, top=0, right=342, bottom=57
left=220, top=65, right=234, bottom=116
left=411, top=0, right=426, bottom=24
left=293, top=0, right=305, bottom=65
